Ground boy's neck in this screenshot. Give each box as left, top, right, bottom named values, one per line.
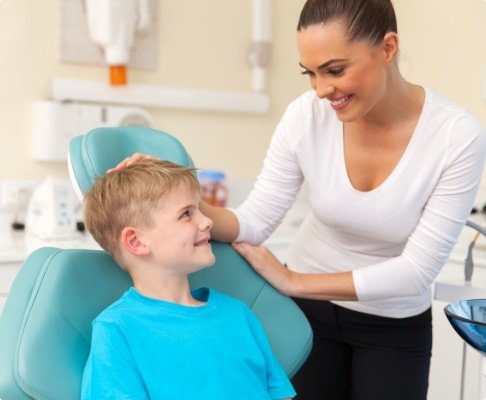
left=131, top=270, right=205, bottom=307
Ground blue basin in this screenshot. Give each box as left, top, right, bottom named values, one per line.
left=445, top=299, right=486, bottom=355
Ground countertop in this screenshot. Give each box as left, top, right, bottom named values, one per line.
left=0, top=210, right=101, bottom=263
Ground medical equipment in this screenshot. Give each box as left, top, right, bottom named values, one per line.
left=24, top=178, right=78, bottom=240
left=51, top=1, right=273, bottom=113
left=84, top=0, right=150, bottom=85
left=249, top=0, right=272, bottom=92
left=445, top=221, right=486, bottom=400
left=31, top=100, right=153, bottom=161
left=0, top=126, right=314, bottom=399
left=0, top=243, right=312, bottom=399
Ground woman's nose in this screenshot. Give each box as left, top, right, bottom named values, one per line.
left=314, top=77, right=334, bottom=99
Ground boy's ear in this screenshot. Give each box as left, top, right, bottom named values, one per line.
left=121, top=226, right=150, bottom=256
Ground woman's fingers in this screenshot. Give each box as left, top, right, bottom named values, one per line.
left=232, top=241, right=293, bottom=294
left=107, top=153, right=157, bottom=173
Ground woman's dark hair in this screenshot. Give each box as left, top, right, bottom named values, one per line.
left=297, top=0, right=397, bottom=46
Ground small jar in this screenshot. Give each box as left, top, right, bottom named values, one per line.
left=198, top=169, right=228, bottom=207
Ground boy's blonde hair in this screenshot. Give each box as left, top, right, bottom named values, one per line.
left=83, top=159, right=200, bottom=267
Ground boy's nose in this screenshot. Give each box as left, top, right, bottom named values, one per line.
left=199, top=214, right=213, bottom=231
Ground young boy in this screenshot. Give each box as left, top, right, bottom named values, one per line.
left=81, top=159, right=295, bottom=400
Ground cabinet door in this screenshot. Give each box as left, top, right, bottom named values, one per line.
left=0, top=262, right=22, bottom=313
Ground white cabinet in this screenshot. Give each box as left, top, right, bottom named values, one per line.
left=0, top=261, right=22, bottom=314
left=0, top=232, right=26, bottom=314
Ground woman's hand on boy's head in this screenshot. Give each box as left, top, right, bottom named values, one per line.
left=107, top=153, right=157, bottom=173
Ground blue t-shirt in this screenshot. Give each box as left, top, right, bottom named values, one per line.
left=81, top=287, right=295, bottom=399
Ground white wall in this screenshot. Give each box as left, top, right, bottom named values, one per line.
left=395, top=0, right=486, bottom=128
left=0, top=0, right=485, bottom=181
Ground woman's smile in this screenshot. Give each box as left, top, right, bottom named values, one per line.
left=329, top=94, right=354, bottom=111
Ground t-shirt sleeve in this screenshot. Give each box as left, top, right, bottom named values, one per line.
left=244, top=307, right=296, bottom=399
left=81, top=320, right=149, bottom=400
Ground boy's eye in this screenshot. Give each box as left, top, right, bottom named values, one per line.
left=180, top=210, right=191, bottom=219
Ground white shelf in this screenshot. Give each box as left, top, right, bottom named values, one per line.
left=50, top=78, right=270, bottom=114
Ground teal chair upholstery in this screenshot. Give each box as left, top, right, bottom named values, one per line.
left=0, top=126, right=312, bottom=399
left=0, top=248, right=131, bottom=400
left=68, top=126, right=194, bottom=197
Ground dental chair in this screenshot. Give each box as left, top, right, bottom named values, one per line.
left=0, top=126, right=313, bottom=400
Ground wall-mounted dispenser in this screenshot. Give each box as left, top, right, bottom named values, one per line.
left=52, top=0, right=273, bottom=113
left=84, top=0, right=151, bottom=85
left=31, top=101, right=153, bottom=161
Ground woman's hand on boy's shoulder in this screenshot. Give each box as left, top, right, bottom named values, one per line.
left=231, top=241, right=296, bottom=296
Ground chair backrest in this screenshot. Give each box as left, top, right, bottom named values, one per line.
left=0, top=126, right=312, bottom=399
left=0, top=248, right=131, bottom=400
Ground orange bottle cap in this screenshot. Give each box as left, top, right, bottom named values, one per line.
left=109, top=65, right=127, bottom=86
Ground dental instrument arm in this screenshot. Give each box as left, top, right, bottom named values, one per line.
left=464, top=220, right=486, bottom=283
left=464, top=238, right=476, bottom=283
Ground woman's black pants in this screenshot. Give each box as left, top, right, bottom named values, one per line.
left=291, top=298, right=432, bottom=400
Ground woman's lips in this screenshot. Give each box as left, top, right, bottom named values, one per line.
left=329, top=94, right=353, bottom=110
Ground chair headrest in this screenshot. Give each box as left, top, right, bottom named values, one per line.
left=68, top=126, right=194, bottom=200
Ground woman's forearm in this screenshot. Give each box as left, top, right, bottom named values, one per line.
left=288, top=271, right=357, bottom=301
left=200, top=202, right=240, bottom=242
left=231, top=242, right=358, bottom=301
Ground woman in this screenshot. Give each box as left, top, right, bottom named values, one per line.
left=117, top=0, right=486, bottom=398
left=205, top=0, right=486, bottom=398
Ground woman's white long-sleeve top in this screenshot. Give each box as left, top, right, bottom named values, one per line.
left=235, top=89, right=486, bottom=318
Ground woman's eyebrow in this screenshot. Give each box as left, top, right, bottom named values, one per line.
left=299, top=59, right=347, bottom=71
